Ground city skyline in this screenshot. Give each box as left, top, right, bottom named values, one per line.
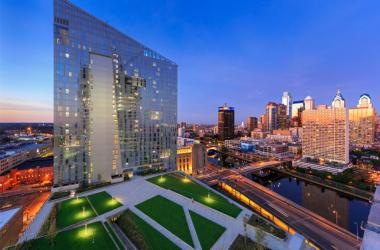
left=1, top=0, right=380, bottom=124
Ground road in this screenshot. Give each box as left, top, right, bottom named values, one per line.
left=199, top=159, right=363, bottom=249
left=211, top=172, right=362, bottom=250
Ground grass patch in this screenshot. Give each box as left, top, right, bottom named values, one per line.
left=104, top=221, right=124, bottom=250
left=116, top=209, right=180, bottom=250
left=87, top=191, right=122, bottom=215
left=56, top=197, right=96, bottom=229
left=148, top=174, right=242, bottom=218
left=135, top=195, right=193, bottom=247
left=14, top=222, right=116, bottom=250
left=190, top=210, right=226, bottom=250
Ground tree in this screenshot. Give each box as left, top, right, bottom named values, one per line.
left=47, top=218, right=57, bottom=247
left=255, top=227, right=266, bottom=250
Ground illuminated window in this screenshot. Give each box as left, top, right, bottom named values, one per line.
left=65, top=88, right=70, bottom=94
left=65, top=53, right=70, bottom=58
left=68, top=72, right=72, bottom=77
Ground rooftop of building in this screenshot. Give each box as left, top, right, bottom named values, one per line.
left=14, top=156, right=53, bottom=170
left=0, top=207, right=20, bottom=229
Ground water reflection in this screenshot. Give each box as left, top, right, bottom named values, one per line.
left=248, top=170, right=370, bottom=237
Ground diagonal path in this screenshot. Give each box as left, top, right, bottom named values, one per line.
left=184, top=208, right=202, bottom=250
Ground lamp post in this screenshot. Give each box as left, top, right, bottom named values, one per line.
left=333, top=210, right=338, bottom=224
left=85, top=224, right=88, bottom=235
left=354, top=222, right=359, bottom=241
left=82, top=206, right=85, bottom=217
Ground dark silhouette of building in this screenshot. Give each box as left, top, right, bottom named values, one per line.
left=246, top=117, right=258, bottom=132
left=218, top=105, right=235, bottom=140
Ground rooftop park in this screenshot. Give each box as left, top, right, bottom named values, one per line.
left=115, top=209, right=180, bottom=250
left=135, top=195, right=194, bottom=247
left=87, top=191, right=123, bottom=215
left=147, top=173, right=242, bottom=218
left=56, top=197, right=96, bottom=229
left=16, top=222, right=118, bottom=250
left=189, top=210, right=226, bottom=250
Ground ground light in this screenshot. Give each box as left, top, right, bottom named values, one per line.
left=183, top=176, right=190, bottom=183
left=205, top=192, right=215, bottom=204
left=107, top=197, right=118, bottom=206
left=78, top=224, right=94, bottom=239
left=158, top=175, right=165, bottom=183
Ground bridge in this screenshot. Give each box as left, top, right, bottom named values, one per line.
left=198, top=170, right=361, bottom=250
left=237, top=160, right=283, bottom=174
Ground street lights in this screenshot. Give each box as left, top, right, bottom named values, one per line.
left=82, top=206, right=85, bottom=217
left=354, top=222, right=359, bottom=240
left=333, top=210, right=338, bottom=225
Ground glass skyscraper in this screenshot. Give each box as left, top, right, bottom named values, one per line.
left=54, top=0, right=177, bottom=185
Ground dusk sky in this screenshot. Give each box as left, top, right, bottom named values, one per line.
left=1, top=0, right=380, bottom=123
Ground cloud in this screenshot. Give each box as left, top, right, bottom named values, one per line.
left=0, top=98, right=53, bottom=122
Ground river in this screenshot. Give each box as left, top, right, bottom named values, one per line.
left=246, top=169, right=371, bottom=237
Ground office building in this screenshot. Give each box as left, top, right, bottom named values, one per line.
left=304, top=96, right=315, bottom=110
left=292, top=100, right=305, bottom=118
left=277, top=103, right=289, bottom=129
left=54, top=0, right=177, bottom=185
left=246, top=116, right=258, bottom=132
left=176, top=144, right=207, bottom=175
left=301, top=91, right=349, bottom=164
left=349, top=94, right=376, bottom=147
left=266, top=102, right=278, bottom=132
left=282, top=91, right=292, bottom=118
left=218, top=105, right=235, bottom=140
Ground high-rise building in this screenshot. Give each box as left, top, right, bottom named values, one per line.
left=246, top=116, right=258, bottom=132
left=331, top=90, right=346, bottom=109
left=218, top=105, right=235, bottom=140
left=282, top=91, right=292, bottom=118
left=277, top=103, right=289, bottom=129
left=304, top=96, right=315, bottom=110
left=54, top=0, right=177, bottom=185
left=266, top=102, right=278, bottom=132
left=302, top=92, right=349, bottom=164
left=349, top=94, right=376, bottom=147
left=292, top=100, right=305, bottom=118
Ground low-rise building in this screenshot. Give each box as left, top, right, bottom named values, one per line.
left=255, top=144, right=289, bottom=159
left=0, top=143, right=51, bottom=175
left=176, top=144, right=207, bottom=175
left=0, top=157, right=53, bottom=192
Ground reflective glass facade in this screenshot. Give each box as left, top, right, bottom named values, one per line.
left=54, top=0, right=177, bottom=185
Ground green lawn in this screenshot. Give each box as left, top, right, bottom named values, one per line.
left=116, top=209, right=180, bottom=250
left=56, top=197, right=96, bottom=229
left=104, top=221, right=124, bottom=250
left=148, top=174, right=242, bottom=218
left=18, top=222, right=117, bottom=250
left=190, top=210, right=226, bottom=250
left=87, top=191, right=123, bottom=215
left=135, top=195, right=194, bottom=247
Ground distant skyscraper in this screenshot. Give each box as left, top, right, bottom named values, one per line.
left=291, top=100, right=305, bottom=127
left=282, top=91, right=292, bottom=118
left=246, top=116, right=258, bottom=132
left=332, top=89, right=346, bottom=108
left=277, top=104, right=289, bottom=129
left=54, top=0, right=177, bottom=185
left=266, top=102, right=278, bottom=132
left=292, top=100, right=305, bottom=118
left=218, top=105, right=235, bottom=140
left=304, top=96, right=315, bottom=110
left=349, top=94, right=376, bottom=147
left=302, top=92, right=349, bottom=164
